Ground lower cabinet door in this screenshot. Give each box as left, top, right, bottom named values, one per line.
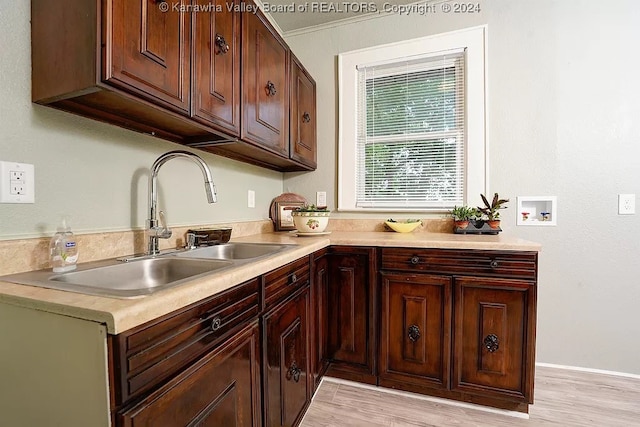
left=452, top=277, right=536, bottom=403
left=379, top=272, right=451, bottom=390
left=117, top=321, right=261, bottom=427
left=263, top=286, right=311, bottom=427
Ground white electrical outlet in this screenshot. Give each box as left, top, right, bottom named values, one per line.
left=316, top=191, right=327, bottom=208
left=247, top=190, right=255, bottom=208
left=618, top=194, right=635, bottom=215
left=0, top=161, right=35, bottom=203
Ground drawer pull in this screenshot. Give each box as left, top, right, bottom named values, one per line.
left=490, top=260, right=499, bottom=269
left=210, top=317, right=222, bottom=332
left=289, top=273, right=298, bottom=285
left=483, top=334, right=499, bottom=353
left=408, top=325, right=421, bottom=342
left=410, top=256, right=420, bottom=265
left=302, top=112, right=311, bottom=123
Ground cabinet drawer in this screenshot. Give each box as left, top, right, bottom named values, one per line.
left=264, top=256, right=310, bottom=310
left=109, top=278, right=260, bottom=406
left=381, top=248, right=537, bottom=280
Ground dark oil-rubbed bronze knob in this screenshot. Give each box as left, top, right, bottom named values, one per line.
left=483, top=334, right=499, bottom=352
left=287, top=361, right=301, bottom=382
left=266, top=81, right=277, bottom=96
left=302, top=112, right=311, bottom=123
left=408, top=325, right=421, bottom=342
left=214, top=34, right=230, bottom=54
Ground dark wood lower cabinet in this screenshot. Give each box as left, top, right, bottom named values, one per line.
left=379, top=272, right=451, bottom=391
left=117, top=320, right=261, bottom=427
left=325, top=247, right=377, bottom=384
left=263, top=286, right=311, bottom=427
left=452, top=276, right=536, bottom=403
left=107, top=247, right=538, bottom=426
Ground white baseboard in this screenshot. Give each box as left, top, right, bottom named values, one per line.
left=321, top=376, right=529, bottom=419
left=536, top=362, right=640, bottom=380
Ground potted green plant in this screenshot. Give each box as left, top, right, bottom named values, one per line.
left=478, top=193, right=509, bottom=229
left=291, top=204, right=331, bottom=233
left=449, top=206, right=477, bottom=230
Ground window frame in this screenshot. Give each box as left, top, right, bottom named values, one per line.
left=338, top=26, right=488, bottom=212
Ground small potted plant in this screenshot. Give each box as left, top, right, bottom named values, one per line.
left=449, top=206, right=477, bottom=230
left=478, top=193, right=509, bottom=229
left=291, top=204, right=330, bottom=233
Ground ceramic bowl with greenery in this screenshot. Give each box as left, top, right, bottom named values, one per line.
left=292, top=205, right=330, bottom=233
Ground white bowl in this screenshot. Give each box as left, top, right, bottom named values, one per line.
left=292, top=211, right=330, bottom=233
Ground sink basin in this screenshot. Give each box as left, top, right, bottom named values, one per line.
left=173, top=242, right=294, bottom=261
left=1, top=257, right=233, bottom=299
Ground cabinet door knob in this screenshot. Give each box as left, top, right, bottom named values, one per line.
left=266, top=81, right=277, bottom=96
left=408, top=325, right=421, bottom=342
left=483, top=334, right=499, bottom=352
left=210, top=317, right=222, bottom=332
left=410, top=256, right=420, bottom=265
left=289, top=273, right=298, bottom=285
left=287, top=361, right=301, bottom=382
left=302, top=112, right=311, bottom=123
left=490, top=260, right=499, bottom=269
left=214, top=34, right=230, bottom=54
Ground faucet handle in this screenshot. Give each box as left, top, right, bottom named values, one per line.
left=155, top=210, right=172, bottom=239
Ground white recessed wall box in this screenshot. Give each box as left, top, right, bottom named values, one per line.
left=516, top=196, right=557, bottom=226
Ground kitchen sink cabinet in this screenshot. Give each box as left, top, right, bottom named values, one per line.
left=117, top=320, right=262, bottom=427
left=325, top=247, right=378, bottom=384
left=31, top=0, right=317, bottom=173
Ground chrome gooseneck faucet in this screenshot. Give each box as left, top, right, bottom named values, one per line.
left=147, top=150, right=217, bottom=255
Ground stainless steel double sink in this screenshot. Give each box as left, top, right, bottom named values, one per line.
left=0, top=243, right=297, bottom=299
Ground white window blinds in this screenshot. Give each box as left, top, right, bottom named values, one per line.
left=355, top=50, right=466, bottom=209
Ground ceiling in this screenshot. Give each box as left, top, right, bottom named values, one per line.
left=262, top=0, right=424, bottom=33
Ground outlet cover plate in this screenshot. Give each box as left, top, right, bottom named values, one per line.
left=0, top=161, right=35, bottom=203
left=618, top=194, right=635, bottom=215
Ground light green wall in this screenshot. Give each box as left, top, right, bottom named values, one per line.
left=0, top=2, right=283, bottom=239
left=284, top=0, right=640, bottom=374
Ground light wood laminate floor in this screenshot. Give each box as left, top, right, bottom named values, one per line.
left=301, top=366, right=640, bottom=426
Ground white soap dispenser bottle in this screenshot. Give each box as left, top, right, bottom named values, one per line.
left=50, top=216, right=79, bottom=273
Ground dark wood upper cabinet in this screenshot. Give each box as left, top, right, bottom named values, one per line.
left=106, top=0, right=191, bottom=113
left=191, top=0, right=241, bottom=134
left=289, top=54, right=317, bottom=169
left=31, top=0, right=316, bottom=172
left=241, top=8, right=289, bottom=155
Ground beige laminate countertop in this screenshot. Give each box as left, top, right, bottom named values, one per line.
left=0, top=231, right=540, bottom=334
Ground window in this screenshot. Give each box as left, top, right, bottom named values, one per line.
left=338, top=27, right=487, bottom=212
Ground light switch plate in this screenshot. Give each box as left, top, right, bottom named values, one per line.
left=316, top=191, right=327, bottom=208
left=0, top=161, right=35, bottom=203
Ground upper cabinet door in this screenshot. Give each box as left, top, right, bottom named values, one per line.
left=290, top=55, right=317, bottom=169
left=105, top=0, right=191, bottom=113
left=242, top=8, right=290, bottom=155
left=192, top=0, right=240, bottom=134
